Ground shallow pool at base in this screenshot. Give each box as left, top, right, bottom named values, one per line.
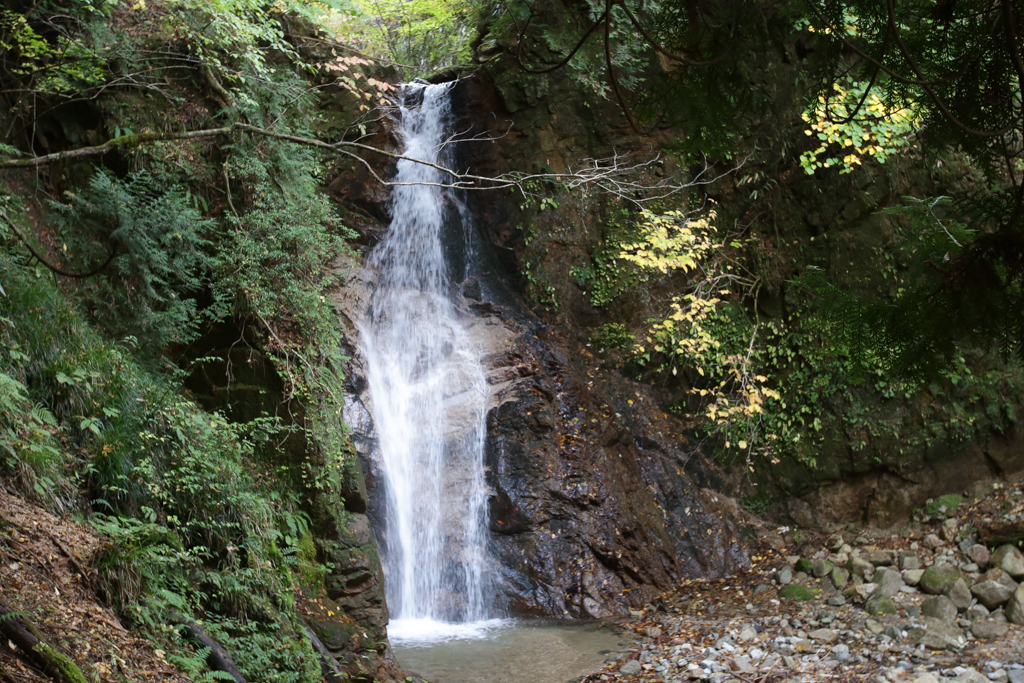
left=392, top=619, right=629, bottom=683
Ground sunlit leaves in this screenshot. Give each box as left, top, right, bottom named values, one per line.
left=799, top=79, right=921, bottom=175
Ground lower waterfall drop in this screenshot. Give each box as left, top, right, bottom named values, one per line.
left=357, top=81, right=498, bottom=643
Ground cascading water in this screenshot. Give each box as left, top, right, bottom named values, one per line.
left=358, top=82, right=498, bottom=643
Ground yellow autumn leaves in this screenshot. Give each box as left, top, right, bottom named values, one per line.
left=799, top=80, right=920, bottom=175
left=620, top=209, right=779, bottom=454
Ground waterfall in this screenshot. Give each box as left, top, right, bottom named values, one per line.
left=358, top=82, right=496, bottom=642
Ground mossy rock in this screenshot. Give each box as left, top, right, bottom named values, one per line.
left=865, top=594, right=897, bottom=615
left=920, top=565, right=961, bottom=595
left=794, top=558, right=814, bottom=574
left=778, top=584, right=813, bottom=601
left=926, top=494, right=963, bottom=518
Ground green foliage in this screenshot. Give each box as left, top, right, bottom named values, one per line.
left=166, top=647, right=236, bottom=683
left=336, top=0, right=484, bottom=74
left=589, top=322, right=633, bottom=354
left=48, top=170, right=214, bottom=351
left=570, top=207, right=644, bottom=308
left=799, top=78, right=921, bottom=175
left=925, top=494, right=962, bottom=518
left=0, top=265, right=325, bottom=681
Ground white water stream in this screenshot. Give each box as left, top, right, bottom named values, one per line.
left=358, top=82, right=500, bottom=644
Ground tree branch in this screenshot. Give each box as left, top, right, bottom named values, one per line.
left=0, top=211, right=117, bottom=279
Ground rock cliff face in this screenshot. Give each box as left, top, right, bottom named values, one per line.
left=331, top=76, right=753, bottom=621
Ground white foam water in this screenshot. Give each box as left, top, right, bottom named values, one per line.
left=358, top=81, right=493, bottom=643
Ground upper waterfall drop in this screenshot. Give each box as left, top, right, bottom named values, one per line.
left=357, top=81, right=498, bottom=642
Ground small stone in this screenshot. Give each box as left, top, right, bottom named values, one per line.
left=1008, top=671, right=1024, bottom=683
left=812, top=559, right=835, bottom=578
left=904, top=569, right=925, bottom=586
left=990, top=670, right=1009, bottom=683
left=865, top=619, right=884, bottom=634
left=884, top=624, right=903, bottom=639
left=778, top=584, right=813, bottom=601
left=620, top=660, right=642, bottom=675
left=865, top=594, right=897, bottom=615
left=920, top=565, right=962, bottom=595
left=924, top=534, right=944, bottom=550
left=900, top=553, right=923, bottom=570
left=916, top=675, right=941, bottom=683
left=737, top=625, right=757, bottom=642
left=949, top=577, right=973, bottom=610
left=922, top=595, right=958, bottom=622
left=776, top=567, right=793, bottom=585
left=808, top=628, right=838, bottom=643
left=963, top=563, right=981, bottom=573
left=792, top=638, right=815, bottom=653
left=971, top=580, right=1015, bottom=609
left=827, top=534, right=844, bottom=551
left=728, top=657, right=755, bottom=674
left=827, top=595, right=847, bottom=607
left=991, top=545, right=1024, bottom=579
left=971, top=621, right=1008, bottom=640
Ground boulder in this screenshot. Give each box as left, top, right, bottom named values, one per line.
left=848, top=583, right=877, bottom=603
left=954, top=670, right=990, bottom=683
left=923, top=534, right=944, bottom=550
left=965, top=544, right=990, bottom=568
left=949, top=577, right=973, bottom=610
left=907, top=617, right=965, bottom=650
left=865, top=594, right=897, bottom=615
left=811, top=559, right=834, bottom=578
left=970, top=580, right=1014, bottom=609
left=980, top=567, right=1019, bottom=592
left=830, top=567, right=849, bottom=590
left=775, top=567, right=793, bottom=585
left=847, top=555, right=876, bottom=580
left=899, top=553, right=923, bottom=570
left=778, top=584, right=813, bottom=601
left=1005, top=583, right=1024, bottom=625
left=970, top=620, right=1008, bottom=639
left=794, top=558, right=814, bottom=574
left=965, top=604, right=990, bottom=621
left=919, top=565, right=961, bottom=595
left=863, top=549, right=893, bottom=566
left=903, top=569, right=925, bottom=586
left=873, top=568, right=904, bottom=597
left=921, top=595, right=958, bottom=622
left=991, top=545, right=1024, bottom=579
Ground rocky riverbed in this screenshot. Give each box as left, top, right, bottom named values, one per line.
left=581, top=479, right=1024, bottom=683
